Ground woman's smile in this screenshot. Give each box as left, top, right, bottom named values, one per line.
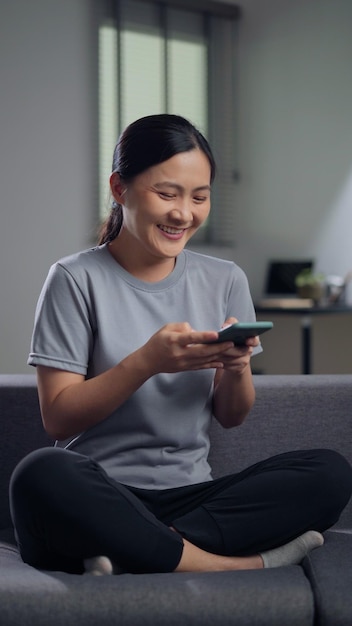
left=157, top=224, right=187, bottom=239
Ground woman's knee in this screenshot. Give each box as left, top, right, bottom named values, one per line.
left=313, top=449, right=352, bottom=514
left=10, top=447, right=82, bottom=501
left=11, top=448, right=56, bottom=492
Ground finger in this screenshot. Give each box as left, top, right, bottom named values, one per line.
left=188, top=360, right=225, bottom=371
left=246, top=336, right=260, bottom=347
left=222, top=316, right=238, bottom=328
left=179, top=330, right=220, bottom=346
left=218, top=347, right=253, bottom=366
left=188, top=342, right=236, bottom=358
left=219, top=342, right=253, bottom=355
left=165, top=322, right=194, bottom=334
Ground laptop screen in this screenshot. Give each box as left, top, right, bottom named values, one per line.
left=265, top=260, right=314, bottom=295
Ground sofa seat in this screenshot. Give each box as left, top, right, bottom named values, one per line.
left=303, top=530, right=352, bottom=626
left=1, top=374, right=352, bottom=626
left=0, top=537, right=314, bottom=626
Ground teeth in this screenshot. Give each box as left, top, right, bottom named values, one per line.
left=158, top=225, right=183, bottom=234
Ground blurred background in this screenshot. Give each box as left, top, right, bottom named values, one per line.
left=1, top=0, right=352, bottom=374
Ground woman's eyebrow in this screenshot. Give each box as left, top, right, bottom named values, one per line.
left=154, top=182, right=211, bottom=192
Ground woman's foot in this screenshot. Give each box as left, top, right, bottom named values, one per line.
left=260, top=530, right=324, bottom=568
left=83, top=555, right=113, bottom=576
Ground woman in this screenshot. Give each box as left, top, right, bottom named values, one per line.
left=10, top=114, right=352, bottom=575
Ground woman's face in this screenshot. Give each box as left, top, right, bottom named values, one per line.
left=110, top=149, right=211, bottom=264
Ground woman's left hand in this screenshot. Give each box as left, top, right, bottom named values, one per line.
left=216, top=317, right=259, bottom=375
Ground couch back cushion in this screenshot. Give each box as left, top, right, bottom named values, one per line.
left=209, top=374, right=352, bottom=530
left=1, top=374, right=351, bottom=532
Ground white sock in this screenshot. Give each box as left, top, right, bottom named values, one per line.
left=260, top=530, right=324, bottom=568
left=83, top=555, right=113, bottom=576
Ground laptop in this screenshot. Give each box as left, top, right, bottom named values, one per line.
left=258, top=260, right=314, bottom=308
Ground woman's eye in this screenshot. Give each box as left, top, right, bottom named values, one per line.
left=194, top=196, right=207, bottom=203
left=159, top=192, right=175, bottom=199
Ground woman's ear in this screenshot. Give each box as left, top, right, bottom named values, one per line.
left=110, top=172, right=126, bottom=203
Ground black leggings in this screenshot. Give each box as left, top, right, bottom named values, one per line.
left=9, top=447, right=352, bottom=574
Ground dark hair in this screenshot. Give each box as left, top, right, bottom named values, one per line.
left=98, top=114, right=216, bottom=244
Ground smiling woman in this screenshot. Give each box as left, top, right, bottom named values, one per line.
left=10, top=113, right=352, bottom=579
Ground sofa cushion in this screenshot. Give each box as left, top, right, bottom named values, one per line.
left=0, top=540, right=314, bottom=626
left=303, top=530, right=352, bottom=626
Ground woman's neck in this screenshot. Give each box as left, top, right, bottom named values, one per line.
left=108, top=238, right=176, bottom=283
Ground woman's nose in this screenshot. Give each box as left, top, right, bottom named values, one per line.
left=169, top=199, right=193, bottom=222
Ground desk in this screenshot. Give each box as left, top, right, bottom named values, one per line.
left=255, top=304, right=352, bottom=374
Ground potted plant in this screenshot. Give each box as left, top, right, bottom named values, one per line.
left=295, top=268, right=325, bottom=302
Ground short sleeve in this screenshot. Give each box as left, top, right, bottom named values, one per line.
left=226, top=263, right=263, bottom=356
left=28, top=263, right=95, bottom=374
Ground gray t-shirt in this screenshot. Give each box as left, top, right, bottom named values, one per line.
left=28, top=245, right=260, bottom=489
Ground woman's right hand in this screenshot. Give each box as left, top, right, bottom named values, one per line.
left=139, top=322, right=233, bottom=375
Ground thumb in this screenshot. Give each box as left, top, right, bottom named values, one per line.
left=222, top=316, right=238, bottom=328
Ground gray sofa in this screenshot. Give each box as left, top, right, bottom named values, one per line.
left=1, top=373, right=352, bottom=626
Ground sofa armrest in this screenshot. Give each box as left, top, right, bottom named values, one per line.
left=0, top=375, right=53, bottom=530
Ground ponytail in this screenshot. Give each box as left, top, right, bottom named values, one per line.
left=98, top=203, right=123, bottom=245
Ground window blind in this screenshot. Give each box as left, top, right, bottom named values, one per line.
left=98, top=0, right=239, bottom=244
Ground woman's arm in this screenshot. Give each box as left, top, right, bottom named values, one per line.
left=212, top=317, right=258, bottom=428
left=212, top=360, right=255, bottom=428
left=37, top=323, right=233, bottom=440
left=37, top=349, right=152, bottom=440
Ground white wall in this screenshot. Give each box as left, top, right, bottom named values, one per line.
left=0, top=0, right=97, bottom=373
left=1, top=0, right=352, bottom=373
left=234, top=0, right=352, bottom=301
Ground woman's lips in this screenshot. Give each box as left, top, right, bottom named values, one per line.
left=157, top=225, right=186, bottom=240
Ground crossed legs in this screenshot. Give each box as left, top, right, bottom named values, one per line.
left=10, top=447, right=352, bottom=574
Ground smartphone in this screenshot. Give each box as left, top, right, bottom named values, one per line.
left=209, top=321, right=273, bottom=345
